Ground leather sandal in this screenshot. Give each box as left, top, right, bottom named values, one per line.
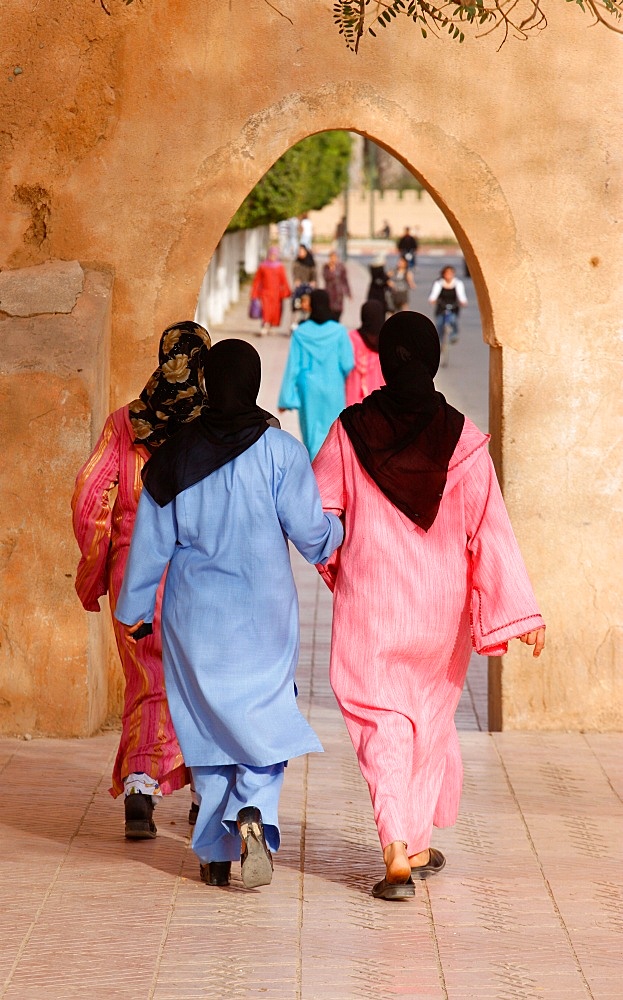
left=410, top=848, right=446, bottom=879
left=371, top=876, right=415, bottom=900
left=237, top=806, right=273, bottom=889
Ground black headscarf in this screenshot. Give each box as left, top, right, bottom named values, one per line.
left=128, top=321, right=212, bottom=452
left=339, top=311, right=465, bottom=531
left=297, top=244, right=316, bottom=268
left=358, top=299, right=385, bottom=352
left=309, top=288, right=333, bottom=325
left=142, top=339, right=278, bottom=507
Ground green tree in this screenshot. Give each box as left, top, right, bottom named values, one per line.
left=227, top=131, right=352, bottom=232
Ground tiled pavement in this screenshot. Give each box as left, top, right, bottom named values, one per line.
left=1, top=253, right=620, bottom=998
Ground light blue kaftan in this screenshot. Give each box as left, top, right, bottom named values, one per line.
left=278, top=318, right=354, bottom=460
left=115, top=428, right=343, bottom=769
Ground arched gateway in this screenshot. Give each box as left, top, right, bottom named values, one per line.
left=0, top=2, right=621, bottom=735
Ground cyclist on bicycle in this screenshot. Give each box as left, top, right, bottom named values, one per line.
left=428, top=265, right=468, bottom=345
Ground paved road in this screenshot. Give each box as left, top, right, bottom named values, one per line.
left=353, top=250, right=489, bottom=432
left=250, top=249, right=489, bottom=433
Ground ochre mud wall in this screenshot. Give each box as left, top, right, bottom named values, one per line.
left=0, top=264, right=113, bottom=735
left=1, top=0, right=621, bottom=731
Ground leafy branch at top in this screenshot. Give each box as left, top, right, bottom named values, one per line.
left=332, top=0, right=623, bottom=51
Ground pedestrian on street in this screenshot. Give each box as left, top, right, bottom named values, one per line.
left=115, top=340, right=343, bottom=890
left=71, top=321, right=212, bottom=839
left=292, top=243, right=317, bottom=288
left=291, top=243, right=317, bottom=331
left=428, top=265, right=468, bottom=344
left=345, top=300, right=385, bottom=406
left=367, top=254, right=393, bottom=316
left=312, top=311, right=545, bottom=901
left=396, top=226, right=418, bottom=271
left=388, top=254, right=416, bottom=311
left=322, top=249, right=351, bottom=321
left=335, top=216, right=348, bottom=260
left=250, top=246, right=291, bottom=336
left=278, top=289, right=354, bottom=459
left=299, top=212, right=313, bottom=251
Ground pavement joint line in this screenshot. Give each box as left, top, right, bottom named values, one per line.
left=581, top=731, right=623, bottom=808
left=491, top=734, right=596, bottom=1000
left=0, top=770, right=106, bottom=1000
left=295, top=570, right=320, bottom=1000
left=0, top=746, right=18, bottom=781
left=148, top=827, right=190, bottom=1000
left=423, top=881, right=451, bottom=1000
left=296, top=726, right=308, bottom=1000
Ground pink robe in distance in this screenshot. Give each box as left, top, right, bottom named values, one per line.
left=71, top=405, right=186, bottom=798
left=345, top=330, right=384, bottom=406
left=312, top=418, right=544, bottom=855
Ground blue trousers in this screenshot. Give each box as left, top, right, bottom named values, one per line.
left=435, top=310, right=459, bottom=343
left=191, top=763, right=285, bottom=863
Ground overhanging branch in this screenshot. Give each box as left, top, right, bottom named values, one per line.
left=332, top=0, right=623, bottom=51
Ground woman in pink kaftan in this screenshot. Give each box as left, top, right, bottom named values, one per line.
left=250, top=246, right=291, bottom=334
left=312, top=312, right=545, bottom=900
left=72, top=321, right=211, bottom=838
left=345, top=300, right=385, bottom=406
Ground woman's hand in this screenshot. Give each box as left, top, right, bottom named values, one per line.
left=124, top=620, right=145, bottom=645
left=518, top=627, right=546, bottom=657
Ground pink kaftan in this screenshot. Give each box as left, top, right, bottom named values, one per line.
left=312, top=418, right=544, bottom=855
left=345, top=330, right=385, bottom=406
left=71, top=405, right=186, bottom=798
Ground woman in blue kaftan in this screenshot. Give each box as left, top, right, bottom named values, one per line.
left=278, top=288, right=354, bottom=459
left=115, top=340, right=343, bottom=890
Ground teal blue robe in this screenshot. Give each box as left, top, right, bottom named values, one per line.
left=278, top=318, right=354, bottom=459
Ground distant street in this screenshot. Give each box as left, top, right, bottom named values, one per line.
left=342, top=247, right=489, bottom=433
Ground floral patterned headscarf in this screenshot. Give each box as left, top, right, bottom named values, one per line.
left=128, top=321, right=212, bottom=451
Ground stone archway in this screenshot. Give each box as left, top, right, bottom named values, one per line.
left=144, top=102, right=541, bottom=734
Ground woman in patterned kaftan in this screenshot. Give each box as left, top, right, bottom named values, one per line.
left=71, top=321, right=211, bottom=838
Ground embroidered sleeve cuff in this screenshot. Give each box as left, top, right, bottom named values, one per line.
left=472, top=615, right=545, bottom=656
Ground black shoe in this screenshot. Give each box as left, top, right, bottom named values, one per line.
left=124, top=792, right=157, bottom=839
left=188, top=802, right=199, bottom=826
left=237, top=806, right=273, bottom=888
left=371, top=876, right=415, bottom=900
left=410, top=848, right=446, bottom=879
left=200, top=861, right=231, bottom=887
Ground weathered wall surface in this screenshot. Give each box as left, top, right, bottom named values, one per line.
left=1, top=0, right=621, bottom=730
left=0, top=264, right=113, bottom=735
left=309, top=189, right=457, bottom=241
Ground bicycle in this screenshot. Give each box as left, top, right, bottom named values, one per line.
left=438, top=306, right=458, bottom=368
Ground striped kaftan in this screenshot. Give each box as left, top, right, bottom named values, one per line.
left=312, top=417, right=544, bottom=855
left=71, top=405, right=186, bottom=798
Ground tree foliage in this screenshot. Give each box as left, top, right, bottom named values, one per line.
left=333, top=0, right=623, bottom=51
left=227, top=132, right=352, bottom=232
left=96, top=0, right=623, bottom=49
